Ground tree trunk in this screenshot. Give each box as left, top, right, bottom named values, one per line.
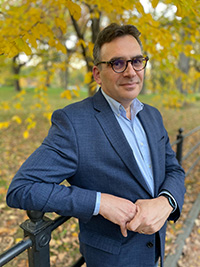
left=176, top=52, right=190, bottom=94
left=12, top=56, right=21, bottom=92
left=70, top=7, right=101, bottom=96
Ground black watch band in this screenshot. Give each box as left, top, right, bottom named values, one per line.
left=161, top=194, right=176, bottom=210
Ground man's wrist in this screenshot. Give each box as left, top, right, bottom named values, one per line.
left=160, top=193, right=176, bottom=212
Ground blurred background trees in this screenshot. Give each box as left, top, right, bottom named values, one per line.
left=0, top=0, right=199, bottom=135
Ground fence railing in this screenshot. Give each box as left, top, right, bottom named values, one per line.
left=171, top=126, right=200, bottom=176
left=0, top=126, right=199, bottom=267
left=0, top=211, right=84, bottom=267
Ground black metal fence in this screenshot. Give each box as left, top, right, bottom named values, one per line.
left=0, top=211, right=85, bottom=267
left=0, top=126, right=199, bottom=267
left=172, top=126, right=200, bottom=176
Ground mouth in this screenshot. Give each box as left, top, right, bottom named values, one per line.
left=120, top=81, right=139, bottom=87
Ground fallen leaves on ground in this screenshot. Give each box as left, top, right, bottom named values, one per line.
left=0, top=103, right=199, bottom=266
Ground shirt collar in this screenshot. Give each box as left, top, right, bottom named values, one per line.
left=101, top=88, right=144, bottom=120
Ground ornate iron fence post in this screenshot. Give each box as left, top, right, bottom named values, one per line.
left=20, top=210, right=53, bottom=267
left=176, top=128, right=184, bottom=165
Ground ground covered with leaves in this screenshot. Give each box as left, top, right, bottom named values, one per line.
left=0, top=91, right=200, bottom=266
left=178, top=213, right=200, bottom=267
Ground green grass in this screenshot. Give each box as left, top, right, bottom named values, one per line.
left=0, top=86, right=88, bottom=111
left=1, top=85, right=200, bottom=139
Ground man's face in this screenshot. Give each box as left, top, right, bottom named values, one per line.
left=93, top=35, right=145, bottom=109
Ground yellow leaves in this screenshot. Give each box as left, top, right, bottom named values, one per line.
left=175, top=2, right=184, bottom=17
left=0, top=121, right=10, bottom=130
left=159, top=90, right=195, bottom=109
left=90, top=81, right=98, bottom=92
left=174, top=0, right=198, bottom=17
left=60, top=86, right=80, bottom=99
left=15, top=238, right=23, bottom=243
left=27, top=121, right=36, bottom=130
left=151, top=0, right=159, bottom=9
left=88, top=42, right=94, bottom=58
left=65, top=0, right=81, bottom=21
left=43, top=112, right=52, bottom=124
left=48, top=39, right=66, bottom=54
left=23, top=114, right=36, bottom=139
left=12, top=116, right=22, bottom=124
left=84, top=72, right=93, bottom=84
left=15, top=89, right=26, bottom=98
left=77, top=39, right=87, bottom=48
left=3, top=37, right=32, bottom=58
left=72, top=232, right=78, bottom=237
left=90, top=9, right=100, bottom=19
left=15, top=38, right=32, bottom=56
left=60, top=90, right=72, bottom=100
left=72, top=89, right=80, bottom=98
left=190, top=35, right=196, bottom=44
left=14, top=103, right=23, bottom=110
left=27, top=33, right=38, bottom=49
left=135, top=2, right=145, bottom=15
left=25, top=115, right=35, bottom=127
left=55, top=41, right=66, bottom=54
left=184, top=45, right=193, bottom=57
left=3, top=42, right=19, bottom=58
left=55, top=17, right=67, bottom=34
left=32, top=23, right=54, bottom=40
left=1, top=102, right=10, bottom=111
left=23, top=130, right=29, bottom=139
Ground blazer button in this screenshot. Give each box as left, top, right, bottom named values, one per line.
left=146, top=242, right=154, bottom=248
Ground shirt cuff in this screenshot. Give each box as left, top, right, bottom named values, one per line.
left=158, top=190, right=177, bottom=213
left=93, top=192, right=101, bottom=215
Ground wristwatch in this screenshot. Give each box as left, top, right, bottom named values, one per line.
left=161, top=194, right=176, bottom=210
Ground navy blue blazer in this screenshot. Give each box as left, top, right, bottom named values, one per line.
left=7, top=89, right=185, bottom=267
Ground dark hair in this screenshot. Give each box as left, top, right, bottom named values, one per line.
left=93, top=23, right=142, bottom=65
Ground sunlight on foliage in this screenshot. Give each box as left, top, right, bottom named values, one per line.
left=60, top=86, right=80, bottom=99
left=0, top=0, right=199, bottom=138
left=153, top=91, right=196, bottom=109
left=0, top=121, right=10, bottom=129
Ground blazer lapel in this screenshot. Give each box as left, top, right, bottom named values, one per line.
left=93, top=90, right=152, bottom=195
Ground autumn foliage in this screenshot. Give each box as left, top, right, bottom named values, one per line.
left=0, top=2, right=200, bottom=265
left=0, top=0, right=199, bottom=138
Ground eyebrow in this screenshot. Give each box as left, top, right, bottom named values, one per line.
left=109, top=54, right=144, bottom=62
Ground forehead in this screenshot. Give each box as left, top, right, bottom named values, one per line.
left=100, top=35, right=142, bottom=60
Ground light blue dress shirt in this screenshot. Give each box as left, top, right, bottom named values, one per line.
left=93, top=90, right=176, bottom=215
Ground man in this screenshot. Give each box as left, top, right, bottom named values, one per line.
left=7, top=23, right=185, bottom=267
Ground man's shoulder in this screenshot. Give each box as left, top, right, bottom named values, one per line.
left=54, top=90, right=103, bottom=119
left=139, top=103, right=163, bottom=124
left=60, top=89, right=107, bottom=114
left=64, top=96, right=93, bottom=111
left=142, top=102, right=161, bottom=114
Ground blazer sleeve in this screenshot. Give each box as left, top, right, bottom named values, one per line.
left=158, top=122, right=186, bottom=222
left=6, top=109, right=97, bottom=222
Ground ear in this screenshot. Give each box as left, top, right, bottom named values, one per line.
left=93, top=66, right=102, bottom=85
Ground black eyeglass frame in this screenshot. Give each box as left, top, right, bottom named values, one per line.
left=96, top=56, right=149, bottom=73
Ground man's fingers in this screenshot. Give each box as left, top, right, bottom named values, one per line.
left=120, top=224, right=128, bottom=237
left=126, top=206, right=141, bottom=232
left=127, top=217, right=140, bottom=232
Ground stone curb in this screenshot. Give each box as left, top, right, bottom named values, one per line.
left=164, top=193, right=200, bottom=267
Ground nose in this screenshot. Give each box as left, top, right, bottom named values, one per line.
left=123, top=61, right=137, bottom=77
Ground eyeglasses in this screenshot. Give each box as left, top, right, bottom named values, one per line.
left=96, top=56, right=149, bottom=73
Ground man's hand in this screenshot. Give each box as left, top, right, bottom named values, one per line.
left=126, top=196, right=173, bottom=235
left=99, top=193, right=137, bottom=237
